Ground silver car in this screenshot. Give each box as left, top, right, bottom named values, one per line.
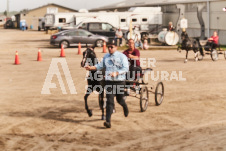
left=50, top=29, right=108, bottom=48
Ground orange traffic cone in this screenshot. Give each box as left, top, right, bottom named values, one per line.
left=37, top=48, right=42, bottom=61
left=78, top=42, right=82, bottom=55
left=103, top=41, right=106, bottom=53
left=14, top=51, right=20, bottom=65
left=60, top=44, right=65, bottom=57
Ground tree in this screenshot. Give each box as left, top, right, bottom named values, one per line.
left=20, top=9, right=29, bottom=14
left=3, top=10, right=7, bottom=16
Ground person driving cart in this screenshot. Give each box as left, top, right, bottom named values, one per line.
left=123, top=38, right=142, bottom=81
left=205, top=31, right=219, bottom=51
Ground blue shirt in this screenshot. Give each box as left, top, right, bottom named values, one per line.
left=95, top=51, right=129, bottom=81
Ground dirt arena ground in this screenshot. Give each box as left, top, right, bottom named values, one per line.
left=1, top=27, right=226, bottom=151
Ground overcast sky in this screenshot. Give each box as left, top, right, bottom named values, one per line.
left=0, top=0, right=124, bottom=12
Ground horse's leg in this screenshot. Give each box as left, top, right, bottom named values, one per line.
left=199, top=43, right=204, bottom=56
left=178, top=45, right=182, bottom=53
left=84, top=89, right=93, bottom=117
left=199, top=46, right=204, bottom=60
left=177, top=45, right=181, bottom=52
left=194, top=49, right=198, bottom=62
left=185, top=50, right=188, bottom=63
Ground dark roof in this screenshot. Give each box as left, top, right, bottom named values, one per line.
left=20, top=3, right=78, bottom=14
left=30, top=3, right=78, bottom=12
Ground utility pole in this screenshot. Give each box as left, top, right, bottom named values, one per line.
left=7, top=0, right=9, bottom=17
left=207, top=0, right=210, bottom=38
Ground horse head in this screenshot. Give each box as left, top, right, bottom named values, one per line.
left=81, top=46, right=97, bottom=67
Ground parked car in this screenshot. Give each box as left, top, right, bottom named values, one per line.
left=4, top=19, right=15, bottom=29
left=50, top=29, right=109, bottom=48
left=62, top=21, right=116, bottom=39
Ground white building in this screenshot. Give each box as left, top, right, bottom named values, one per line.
left=91, top=0, right=226, bottom=44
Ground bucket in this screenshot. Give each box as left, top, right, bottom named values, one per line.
left=158, top=30, right=168, bottom=43
left=158, top=30, right=179, bottom=45
left=30, top=25, right=33, bottom=29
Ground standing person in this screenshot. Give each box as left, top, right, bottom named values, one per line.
left=134, top=34, right=143, bottom=50
left=21, top=21, right=26, bottom=31
left=115, top=28, right=123, bottom=46
left=85, top=40, right=129, bottom=128
left=132, top=27, right=143, bottom=49
left=143, top=39, right=149, bottom=50
left=123, top=39, right=142, bottom=81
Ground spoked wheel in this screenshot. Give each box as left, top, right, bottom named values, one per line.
left=211, top=49, right=219, bottom=61
left=224, top=51, right=226, bottom=60
left=155, top=82, right=164, bottom=106
left=140, top=86, right=149, bottom=112
left=142, top=72, right=149, bottom=84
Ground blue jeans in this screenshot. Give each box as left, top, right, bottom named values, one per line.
left=114, top=38, right=122, bottom=46
left=135, top=41, right=143, bottom=48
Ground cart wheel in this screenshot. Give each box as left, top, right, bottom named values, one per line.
left=140, top=86, right=149, bottom=112
left=155, top=82, right=164, bottom=106
left=224, top=51, right=226, bottom=60
left=142, top=72, right=149, bottom=84
left=98, top=89, right=106, bottom=109
left=211, top=49, right=218, bottom=61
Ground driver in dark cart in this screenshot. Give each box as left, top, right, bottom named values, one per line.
left=205, top=31, right=219, bottom=51
left=123, top=38, right=142, bottom=81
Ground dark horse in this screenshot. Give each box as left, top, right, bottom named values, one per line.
left=178, top=31, right=204, bottom=63
left=81, top=46, right=105, bottom=120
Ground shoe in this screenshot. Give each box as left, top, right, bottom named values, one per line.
left=123, top=106, right=129, bottom=117
left=104, top=122, right=111, bottom=128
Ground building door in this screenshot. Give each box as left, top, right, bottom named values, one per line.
left=32, top=17, right=39, bottom=30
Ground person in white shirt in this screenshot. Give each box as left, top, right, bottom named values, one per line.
left=21, top=22, right=26, bottom=31
left=115, top=28, right=123, bottom=46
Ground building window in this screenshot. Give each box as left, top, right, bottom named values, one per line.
left=102, top=23, right=113, bottom=31
left=59, top=18, right=66, bottom=23
left=132, top=18, right=137, bottom=22
left=142, top=18, right=148, bottom=22
left=121, top=19, right=126, bottom=22
left=89, top=23, right=101, bottom=31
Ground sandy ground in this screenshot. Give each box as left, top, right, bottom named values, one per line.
left=0, top=27, right=226, bottom=151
